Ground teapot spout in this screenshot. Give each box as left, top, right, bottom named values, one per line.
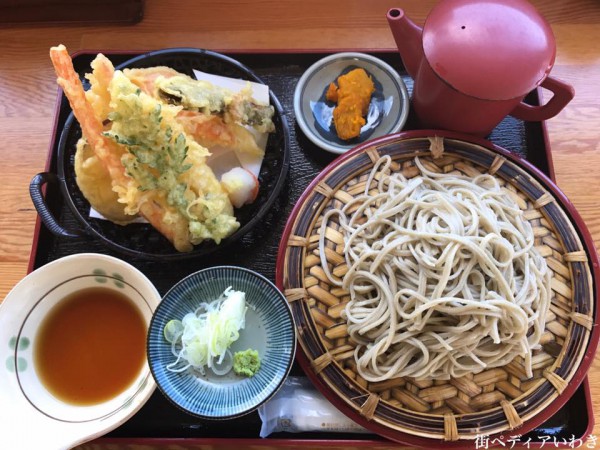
left=386, top=8, right=424, bottom=79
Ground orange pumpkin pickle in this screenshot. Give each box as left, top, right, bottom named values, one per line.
left=326, top=68, right=375, bottom=140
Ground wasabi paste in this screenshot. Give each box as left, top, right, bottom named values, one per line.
left=233, top=349, right=261, bottom=377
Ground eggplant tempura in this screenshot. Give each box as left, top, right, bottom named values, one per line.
left=50, top=45, right=274, bottom=252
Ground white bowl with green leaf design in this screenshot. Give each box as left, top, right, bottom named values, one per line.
left=0, top=253, right=160, bottom=450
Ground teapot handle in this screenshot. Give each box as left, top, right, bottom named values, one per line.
left=510, top=77, right=575, bottom=122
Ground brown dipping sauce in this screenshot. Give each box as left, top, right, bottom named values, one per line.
left=34, top=286, right=147, bottom=405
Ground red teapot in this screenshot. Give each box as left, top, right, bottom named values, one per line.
left=386, top=0, right=574, bottom=136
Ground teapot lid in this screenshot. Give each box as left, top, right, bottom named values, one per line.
left=422, top=0, right=556, bottom=100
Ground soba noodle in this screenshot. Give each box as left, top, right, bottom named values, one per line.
left=319, top=155, right=551, bottom=381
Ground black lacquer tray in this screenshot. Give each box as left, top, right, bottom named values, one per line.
left=30, top=51, right=593, bottom=448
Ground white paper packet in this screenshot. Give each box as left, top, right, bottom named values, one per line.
left=258, top=376, right=370, bottom=437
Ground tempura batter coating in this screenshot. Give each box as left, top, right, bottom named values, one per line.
left=74, top=138, right=136, bottom=225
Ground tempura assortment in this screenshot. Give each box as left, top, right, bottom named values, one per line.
left=50, top=45, right=275, bottom=252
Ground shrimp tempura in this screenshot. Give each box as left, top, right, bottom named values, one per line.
left=50, top=45, right=194, bottom=250
left=50, top=46, right=128, bottom=188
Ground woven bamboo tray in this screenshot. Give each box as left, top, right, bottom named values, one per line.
left=277, top=132, right=597, bottom=444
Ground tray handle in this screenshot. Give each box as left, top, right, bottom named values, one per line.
left=30, top=172, right=84, bottom=238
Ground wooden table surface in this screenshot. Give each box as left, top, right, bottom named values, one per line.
left=1, top=0, right=599, bottom=447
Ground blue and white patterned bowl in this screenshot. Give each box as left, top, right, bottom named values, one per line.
left=294, top=52, right=410, bottom=154
left=147, top=266, right=296, bottom=419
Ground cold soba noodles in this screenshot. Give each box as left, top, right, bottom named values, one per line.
left=320, top=155, right=551, bottom=381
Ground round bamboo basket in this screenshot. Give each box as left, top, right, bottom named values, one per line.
left=276, top=131, right=598, bottom=445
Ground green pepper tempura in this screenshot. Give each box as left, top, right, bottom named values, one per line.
left=233, top=349, right=261, bottom=377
